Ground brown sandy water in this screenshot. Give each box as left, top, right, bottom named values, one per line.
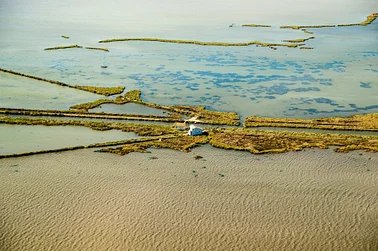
left=0, top=145, right=377, bottom=251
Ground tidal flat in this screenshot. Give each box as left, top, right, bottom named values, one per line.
left=1, top=147, right=377, bottom=250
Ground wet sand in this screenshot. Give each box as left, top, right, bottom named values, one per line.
left=0, top=145, right=377, bottom=251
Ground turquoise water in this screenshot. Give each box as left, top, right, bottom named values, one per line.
left=1, top=1, right=377, bottom=120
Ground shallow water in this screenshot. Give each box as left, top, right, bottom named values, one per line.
left=0, top=124, right=138, bottom=155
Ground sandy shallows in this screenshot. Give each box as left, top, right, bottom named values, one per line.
left=0, top=145, right=377, bottom=251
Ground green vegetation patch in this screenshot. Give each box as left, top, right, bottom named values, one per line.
left=280, top=25, right=335, bottom=30
left=98, top=37, right=303, bottom=49
left=2, top=116, right=378, bottom=157
left=70, top=99, right=117, bottom=110
left=85, top=47, right=109, bottom=52
left=244, top=114, right=378, bottom=131
left=101, top=135, right=209, bottom=155
left=44, top=44, right=83, bottom=50
left=209, top=128, right=378, bottom=154
left=71, top=90, right=239, bottom=125
left=359, top=13, right=378, bottom=26
left=242, top=24, right=271, bottom=27
left=300, top=47, right=313, bottom=50
left=282, top=37, right=315, bottom=43
left=0, top=136, right=176, bottom=159
left=282, top=13, right=377, bottom=30
left=0, top=116, right=179, bottom=136
left=0, top=108, right=180, bottom=123
left=75, top=86, right=125, bottom=96
left=301, top=29, right=314, bottom=34
left=0, top=68, right=123, bottom=97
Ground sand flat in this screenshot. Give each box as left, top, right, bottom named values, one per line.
left=0, top=146, right=377, bottom=251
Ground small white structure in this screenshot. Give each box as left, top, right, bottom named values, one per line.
left=188, top=124, right=203, bottom=136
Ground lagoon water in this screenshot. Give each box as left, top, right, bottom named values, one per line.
left=1, top=0, right=378, bottom=121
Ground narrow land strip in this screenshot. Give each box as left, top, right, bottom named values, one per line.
left=244, top=114, right=378, bottom=131
left=0, top=68, right=124, bottom=96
